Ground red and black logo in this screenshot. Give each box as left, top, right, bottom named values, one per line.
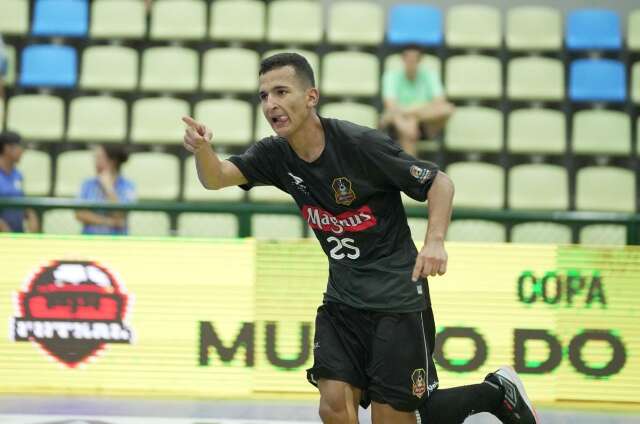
left=11, top=260, right=134, bottom=368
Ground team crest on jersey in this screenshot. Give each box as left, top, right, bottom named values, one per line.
left=411, top=368, right=427, bottom=398
left=332, top=177, right=356, bottom=206
left=410, top=165, right=431, bottom=184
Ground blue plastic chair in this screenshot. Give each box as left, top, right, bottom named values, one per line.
left=20, top=44, right=77, bottom=88
left=31, top=0, right=88, bottom=37
left=387, top=4, right=443, bottom=46
left=566, top=8, right=621, bottom=51
left=569, top=59, right=625, bottom=102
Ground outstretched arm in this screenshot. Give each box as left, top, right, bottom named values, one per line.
left=182, top=116, right=248, bottom=190
left=412, top=171, right=455, bottom=281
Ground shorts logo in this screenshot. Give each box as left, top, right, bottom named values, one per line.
left=331, top=177, right=356, bottom=206
left=411, top=368, right=427, bottom=398
left=10, top=260, right=134, bottom=368
left=410, top=165, right=431, bottom=185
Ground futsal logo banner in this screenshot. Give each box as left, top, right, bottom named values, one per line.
left=10, top=260, right=134, bottom=368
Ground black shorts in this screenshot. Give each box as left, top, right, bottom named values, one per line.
left=306, top=302, right=439, bottom=412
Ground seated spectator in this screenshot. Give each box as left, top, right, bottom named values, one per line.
left=380, top=45, right=455, bottom=156
left=75, top=144, right=135, bottom=235
left=0, top=131, right=40, bottom=233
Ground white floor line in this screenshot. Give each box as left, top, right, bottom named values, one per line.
left=0, top=415, right=318, bottom=424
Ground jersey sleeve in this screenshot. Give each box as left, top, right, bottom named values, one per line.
left=227, top=137, right=286, bottom=191
left=358, top=130, right=439, bottom=202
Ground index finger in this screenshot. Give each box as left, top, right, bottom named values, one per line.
left=411, top=256, right=424, bottom=282
left=182, top=116, right=205, bottom=135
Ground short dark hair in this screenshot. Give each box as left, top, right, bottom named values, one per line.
left=259, top=53, right=316, bottom=88
left=101, top=144, right=129, bottom=172
left=0, top=131, right=21, bottom=155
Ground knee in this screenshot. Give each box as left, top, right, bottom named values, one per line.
left=319, top=398, right=357, bottom=424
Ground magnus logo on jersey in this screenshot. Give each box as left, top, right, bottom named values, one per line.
left=331, top=177, right=356, bottom=206
left=410, top=165, right=431, bottom=184
left=303, top=205, right=377, bottom=235
left=411, top=368, right=427, bottom=398
left=10, top=260, right=134, bottom=368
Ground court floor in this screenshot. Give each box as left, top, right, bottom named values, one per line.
left=0, top=396, right=639, bottom=424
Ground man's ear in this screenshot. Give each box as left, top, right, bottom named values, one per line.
left=307, top=87, right=320, bottom=108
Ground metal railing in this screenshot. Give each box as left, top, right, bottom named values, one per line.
left=1, top=197, right=638, bottom=244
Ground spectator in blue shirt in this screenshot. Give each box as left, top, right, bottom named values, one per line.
left=75, top=144, right=136, bottom=235
left=0, top=131, right=40, bottom=233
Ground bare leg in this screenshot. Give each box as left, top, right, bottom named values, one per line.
left=412, top=99, right=455, bottom=139
left=391, top=113, right=419, bottom=156
left=371, top=402, right=416, bottom=424
left=318, top=379, right=362, bottom=424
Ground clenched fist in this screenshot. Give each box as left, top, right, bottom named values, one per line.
left=182, top=116, right=213, bottom=153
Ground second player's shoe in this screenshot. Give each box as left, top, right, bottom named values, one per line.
left=484, top=365, right=540, bottom=424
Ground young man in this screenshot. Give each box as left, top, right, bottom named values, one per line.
left=0, top=131, right=39, bottom=233
left=380, top=45, right=455, bottom=156
left=182, top=53, right=539, bottom=424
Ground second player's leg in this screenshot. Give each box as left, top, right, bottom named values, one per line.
left=318, top=379, right=362, bottom=424
left=371, top=402, right=417, bottom=424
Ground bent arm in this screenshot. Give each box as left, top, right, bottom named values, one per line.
left=194, top=146, right=247, bottom=190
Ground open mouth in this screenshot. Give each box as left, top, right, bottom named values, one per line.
left=271, top=115, right=289, bottom=129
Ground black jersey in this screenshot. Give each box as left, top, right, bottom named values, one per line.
left=228, top=117, right=439, bottom=312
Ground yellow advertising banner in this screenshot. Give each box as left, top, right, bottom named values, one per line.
left=0, top=235, right=638, bottom=405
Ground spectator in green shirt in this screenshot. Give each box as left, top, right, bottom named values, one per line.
left=381, top=45, right=455, bottom=156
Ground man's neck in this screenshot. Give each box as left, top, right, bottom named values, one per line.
left=0, top=156, right=14, bottom=175
left=288, top=113, right=325, bottom=163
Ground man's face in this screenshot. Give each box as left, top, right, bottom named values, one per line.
left=402, top=49, right=422, bottom=77
left=258, top=66, right=318, bottom=138
left=3, top=144, right=24, bottom=164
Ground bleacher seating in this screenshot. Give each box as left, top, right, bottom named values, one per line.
left=328, top=2, right=384, bottom=46
left=90, top=0, right=146, bottom=39
left=1, top=2, right=637, bottom=242
left=67, top=96, right=127, bottom=143
left=572, top=109, right=631, bottom=155
left=79, top=45, right=139, bottom=91
left=569, top=59, right=626, bottom=102
left=210, top=0, right=265, bottom=42
left=150, top=0, right=207, bottom=41
left=122, top=152, right=180, bottom=200
left=20, top=45, right=77, bottom=88
left=446, top=4, right=502, bottom=49
left=194, top=99, right=253, bottom=146
left=566, top=8, right=622, bottom=51
left=7, top=94, right=65, bottom=141
left=506, top=6, right=562, bottom=51
left=507, top=109, right=565, bottom=154
left=0, top=0, right=30, bottom=36
left=267, top=0, right=322, bottom=45
left=386, top=4, right=443, bottom=46
left=31, top=0, right=88, bottom=38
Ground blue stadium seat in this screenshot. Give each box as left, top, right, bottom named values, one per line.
left=566, top=8, right=621, bottom=51
left=569, top=59, right=625, bottom=102
left=31, top=0, right=88, bottom=37
left=20, top=45, right=77, bottom=88
left=387, top=4, right=442, bottom=46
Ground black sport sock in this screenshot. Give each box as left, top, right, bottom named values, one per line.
left=417, top=382, right=503, bottom=424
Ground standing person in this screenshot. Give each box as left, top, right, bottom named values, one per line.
left=0, top=131, right=39, bottom=233
left=182, top=53, right=539, bottom=424
left=380, top=45, right=455, bottom=156
left=75, top=144, right=135, bottom=235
